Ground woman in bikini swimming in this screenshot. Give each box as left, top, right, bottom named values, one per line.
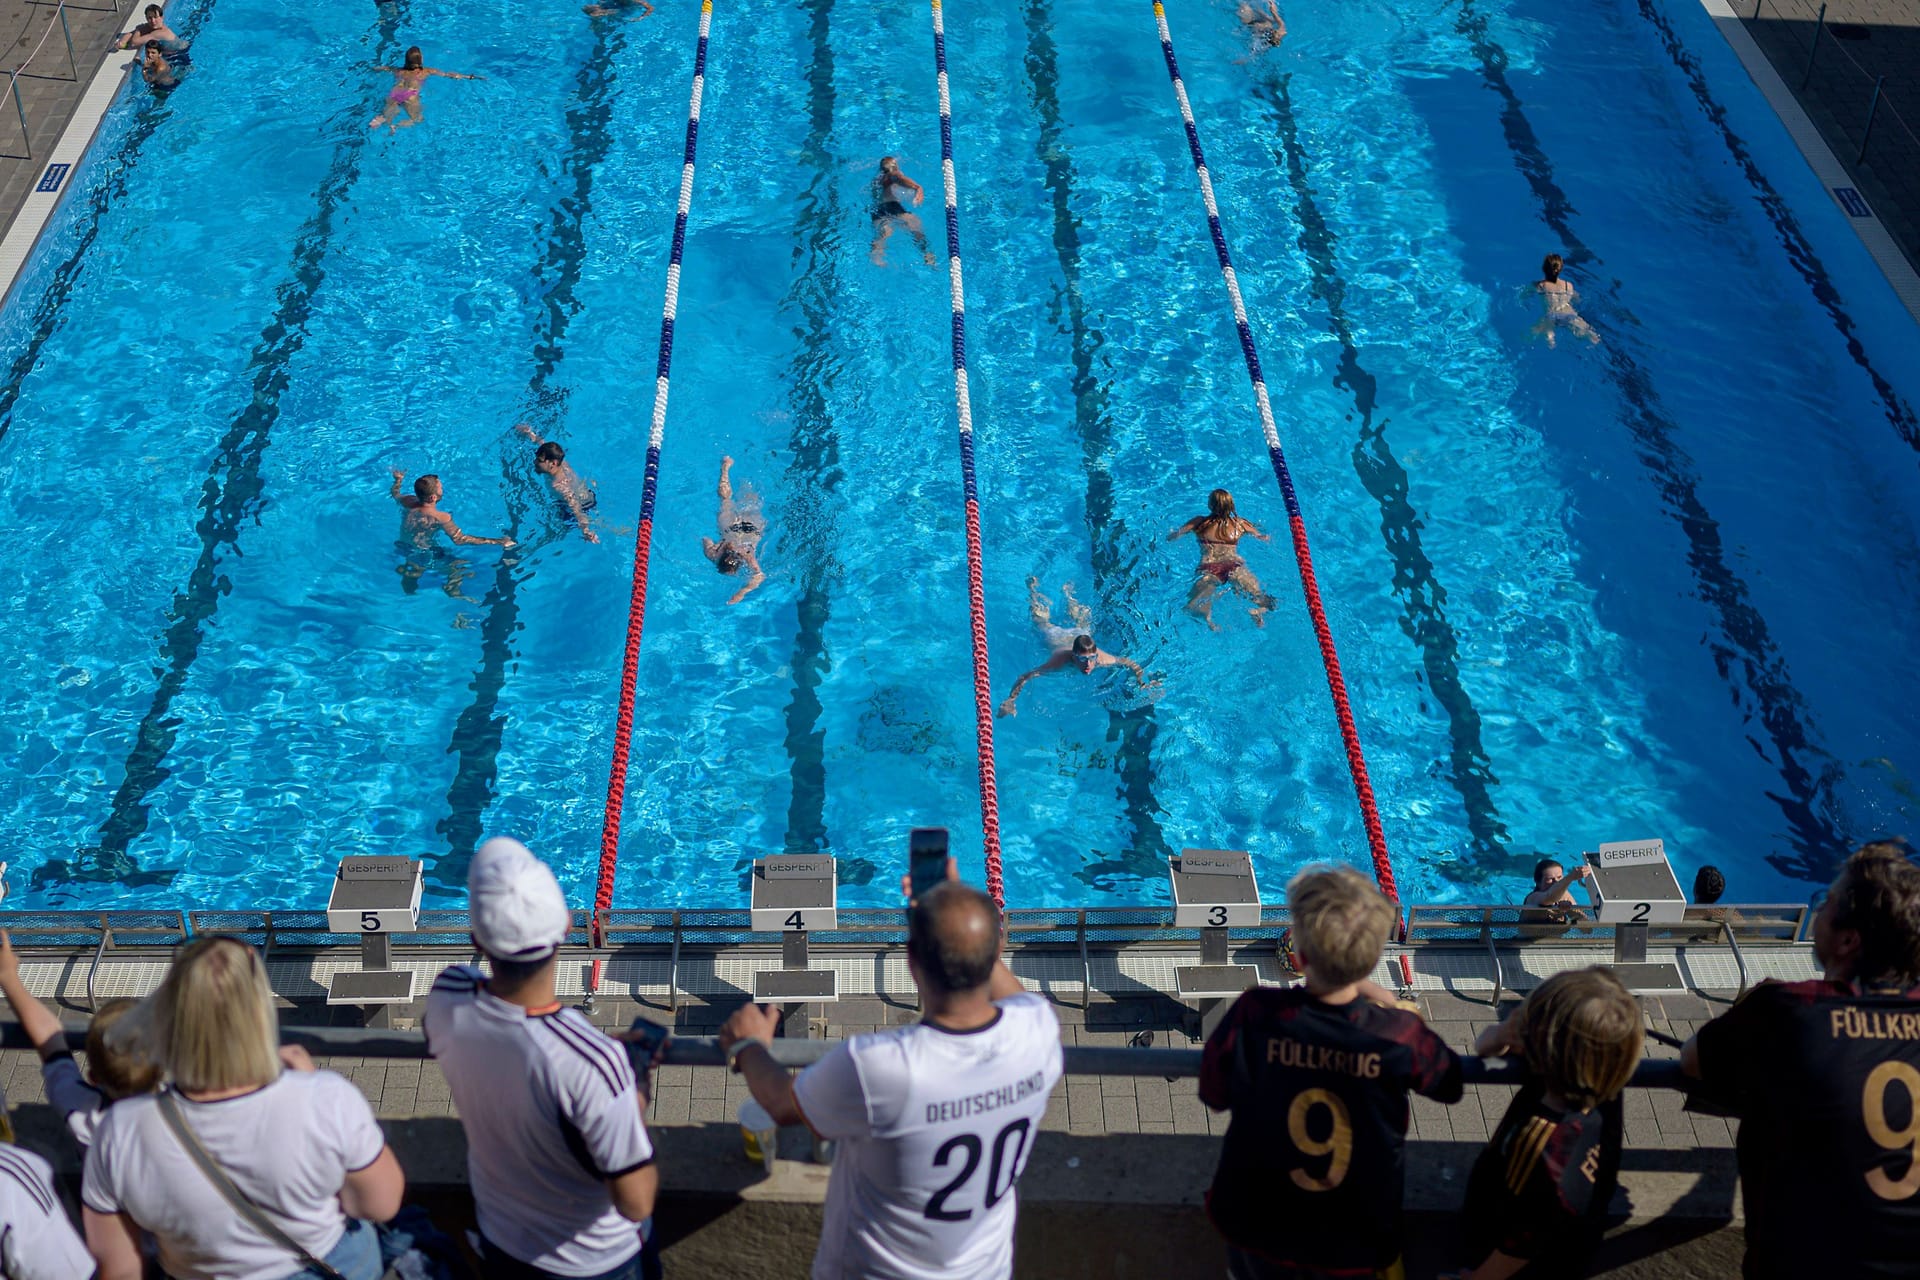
left=700, top=456, right=767, bottom=605
left=368, top=46, right=476, bottom=133
left=1168, top=488, right=1277, bottom=630
left=869, top=156, right=935, bottom=267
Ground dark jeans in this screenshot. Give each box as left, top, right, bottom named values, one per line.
left=477, top=1227, right=660, bottom=1280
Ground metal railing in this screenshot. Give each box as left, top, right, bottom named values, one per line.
left=0, top=1019, right=1694, bottom=1089
left=2, top=0, right=103, bottom=161
left=1743, top=0, right=1920, bottom=198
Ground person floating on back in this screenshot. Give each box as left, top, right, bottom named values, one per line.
left=701, top=456, right=766, bottom=605
left=1683, top=840, right=1920, bottom=1279
left=1531, top=254, right=1599, bottom=348
left=1449, top=968, right=1642, bottom=1279
left=516, top=424, right=599, bottom=544
left=1168, top=488, right=1277, bottom=630
left=870, top=156, right=936, bottom=267
left=718, top=862, right=1063, bottom=1279
left=0, top=931, right=160, bottom=1155
left=1200, top=864, right=1464, bottom=1280
left=998, top=577, right=1152, bottom=717
left=368, top=47, right=476, bottom=133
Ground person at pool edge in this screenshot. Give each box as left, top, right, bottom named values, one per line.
left=1168, top=488, right=1278, bottom=630
left=701, top=456, right=765, bottom=605
left=998, top=577, right=1152, bottom=717
left=391, top=470, right=514, bottom=550
left=1532, top=253, right=1599, bottom=348
left=515, top=424, right=598, bottom=544
left=870, top=157, right=936, bottom=267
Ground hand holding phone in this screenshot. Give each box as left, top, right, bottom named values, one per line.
left=908, top=827, right=950, bottom=902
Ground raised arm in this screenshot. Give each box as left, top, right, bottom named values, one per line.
left=514, top=422, right=545, bottom=446
left=716, top=455, right=735, bottom=503
left=389, top=469, right=407, bottom=505
left=0, top=932, right=69, bottom=1059
left=726, top=550, right=765, bottom=605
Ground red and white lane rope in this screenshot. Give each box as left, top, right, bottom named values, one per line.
left=930, top=0, right=1005, bottom=908
left=590, top=0, right=712, bottom=990
left=1149, top=1, right=1398, bottom=904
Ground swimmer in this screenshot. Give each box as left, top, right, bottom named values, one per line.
left=1236, top=0, right=1285, bottom=54
left=390, top=469, right=514, bottom=550
left=997, top=577, right=1152, bottom=718
left=583, top=0, right=651, bottom=16
left=700, top=456, right=766, bottom=605
left=143, top=46, right=184, bottom=91
left=515, top=424, right=599, bottom=544
left=121, top=5, right=191, bottom=69
left=368, top=47, right=475, bottom=133
left=1167, top=488, right=1277, bottom=630
left=1531, top=253, right=1599, bottom=348
left=869, top=156, right=936, bottom=268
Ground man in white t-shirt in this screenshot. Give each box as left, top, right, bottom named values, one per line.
left=719, top=870, right=1063, bottom=1280
left=425, top=837, right=659, bottom=1280
left=0, top=1143, right=93, bottom=1280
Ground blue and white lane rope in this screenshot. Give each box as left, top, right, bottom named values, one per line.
left=930, top=0, right=1005, bottom=907
left=1149, top=1, right=1397, bottom=900
left=595, top=0, right=713, bottom=954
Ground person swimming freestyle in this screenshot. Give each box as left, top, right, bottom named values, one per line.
left=1167, top=488, right=1277, bottom=630
left=997, top=578, right=1153, bottom=718
left=368, top=46, right=476, bottom=133
left=700, top=456, right=766, bottom=605
left=869, top=156, right=936, bottom=267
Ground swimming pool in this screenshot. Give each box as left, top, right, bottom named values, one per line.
left=1, top=0, right=1916, bottom=914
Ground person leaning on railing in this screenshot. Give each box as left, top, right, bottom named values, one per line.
left=1682, top=840, right=1920, bottom=1280
left=717, top=861, right=1063, bottom=1280
left=79, top=936, right=406, bottom=1280
left=425, top=837, right=662, bottom=1280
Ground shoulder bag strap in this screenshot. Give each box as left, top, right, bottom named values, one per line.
left=155, top=1091, right=350, bottom=1280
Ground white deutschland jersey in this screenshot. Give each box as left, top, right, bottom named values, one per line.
left=794, top=991, right=1063, bottom=1280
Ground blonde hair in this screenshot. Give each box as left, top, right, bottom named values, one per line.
left=113, top=936, right=281, bottom=1093
left=86, top=998, right=161, bottom=1098
left=1287, top=865, right=1395, bottom=988
left=1514, top=968, right=1643, bottom=1110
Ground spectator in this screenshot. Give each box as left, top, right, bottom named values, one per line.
left=717, top=864, right=1062, bottom=1279
left=1683, top=840, right=1920, bottom=1278
left=1452, top=969, right=1642, bottom=1279
left=425, top=836, right=660, bottom=1280
left=0, top=1143, right=93, bottom=1280
left=80, top=936, right=405, bottom=1280
left=1693, top=866, right=1726, bottom=905
left=1200, top=864, right=1463, bottom=1279
left=0, top=931, right=160, bottom=1153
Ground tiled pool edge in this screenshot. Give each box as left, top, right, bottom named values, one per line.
left=1687, top=0, right=1920, bottom=329
left=0, top=30, right=142, bottom=310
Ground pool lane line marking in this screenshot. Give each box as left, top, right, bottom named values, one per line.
left=930, top=0, right=1007, bottom=909
left=593, top=0, right=711, bottom=953
left=1149, top=0, right=1398, bottom=902
left=437, top=20, right=633, bottom=887
left=776, top=0, right=847, bottom=875
left=1022, top=0, right=1171, bottom=885
left=0, top=0, right=214, bottom=443
left=1453, top=0, right=1848, bottom=879
left=55, top=4, right=417, bottom=893
left=0, top=2, right=149, bottom=311
left=1638, top=0, right=1920, bottom=443
left=1255, top=71, right=1511, bottom=866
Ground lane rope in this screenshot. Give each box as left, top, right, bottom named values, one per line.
left=1148, top=1, right=1397, bottom=903
left=930, top=0, right=1005, bottom=908
left=590, top=0, right=713, bottom=987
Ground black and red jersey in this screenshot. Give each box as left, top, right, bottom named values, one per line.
left=1459, top=1077, right=1621, bottom=1277
left=1694, top=978, right=1920, bottom=1278
left=1199, top=986, right=1463, bottom=1273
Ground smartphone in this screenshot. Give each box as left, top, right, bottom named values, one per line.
left=623, top=1016, right=671, bottom=1076
left=908, top=827, right=950, bottom=899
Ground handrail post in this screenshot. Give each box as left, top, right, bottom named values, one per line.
left=1077, top=909, right=1091, bottom=1012
left=58, top=1, right=76, bottom=81
left=1858, top=76, right=1885, bottom=165
left=668, top=910, right=681, bottom=1014
left=9, top=71, right=27, bottom=160
left=1752, top=0, right=1762, bottom=18
left=1801, top=2, right=1826, bottom=90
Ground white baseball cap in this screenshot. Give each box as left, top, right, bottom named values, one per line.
left=469, top=836, right=571, bottom=961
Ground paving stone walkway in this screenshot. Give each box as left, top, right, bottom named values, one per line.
left=0, top=0, right=127, bottom=223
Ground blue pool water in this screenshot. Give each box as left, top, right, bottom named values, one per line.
left=2, top=0, right=1917, bottom=913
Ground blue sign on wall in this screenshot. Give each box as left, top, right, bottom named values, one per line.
left=1833, top=186, right=1871, bottom=218
left=34, top=163, right=69, bottom=194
